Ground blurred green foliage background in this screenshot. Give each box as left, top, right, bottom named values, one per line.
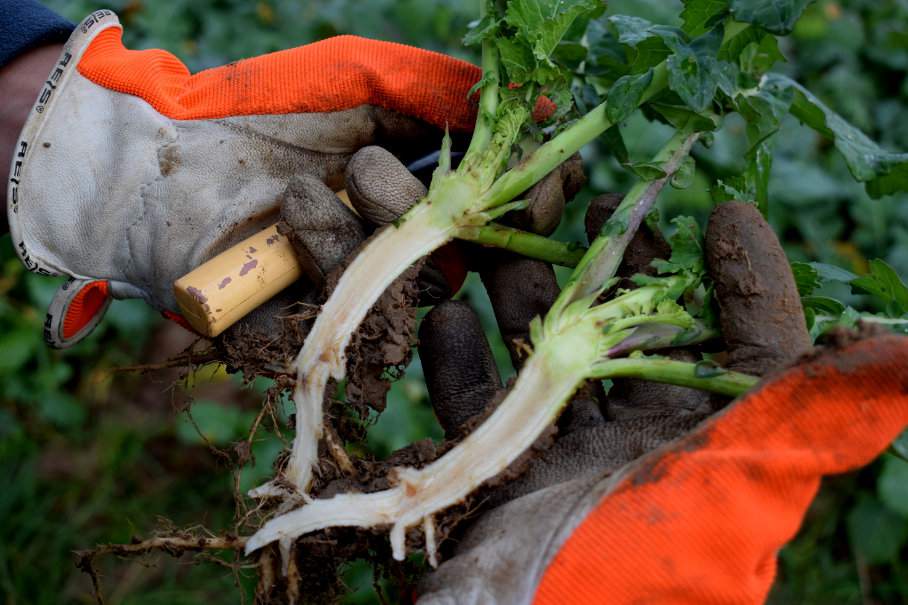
left=1, top=0, right=907, bottom=603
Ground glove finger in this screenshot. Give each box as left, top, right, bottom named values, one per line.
left=478, top=252, right=560, bottom=369
left=584, top=192, right=670, bottom=277
left=419, top=300, right=502, bottom=438
left=278, top=174, right=366, bottom=288
left=706, top=201, right=810, bottom=376
left=507, top=153, right=586, bottom=236
left=345, top=145, right=427, bottom=226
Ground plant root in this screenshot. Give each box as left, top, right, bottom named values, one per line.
left=245, top=336, right=592, bottom=564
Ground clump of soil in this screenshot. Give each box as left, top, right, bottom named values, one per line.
left=336, top=261, right=424, bottom=417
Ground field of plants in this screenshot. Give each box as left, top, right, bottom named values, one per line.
left=2, top=0, right=907, bottom=603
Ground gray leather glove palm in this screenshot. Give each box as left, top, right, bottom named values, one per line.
left=8, top=11, right=478, bottom=348
left=415, top=200, right=811, bottom=604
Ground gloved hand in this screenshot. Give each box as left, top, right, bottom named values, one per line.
left=416, top=200, right=908, bottom=604
left=8, top=10, right=485, bottom=348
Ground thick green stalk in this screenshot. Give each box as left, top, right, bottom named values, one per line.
left=458, top=223, right=587, bottom=267
left=463, top=0, right=499, bottom=161
left=481, top=63, right=669, bottom=209
left=591, top=357, right=758, bottom=397
left=550, top=128, right=699, bottom=317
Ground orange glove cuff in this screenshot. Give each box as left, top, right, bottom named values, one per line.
left=77, top=27, right=482, bottom=130
left=536, top=335, right=908, bottom=605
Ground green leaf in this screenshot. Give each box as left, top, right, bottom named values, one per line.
left=496, top=37, right=536, bottom=84
left=601, top=125, right=629, bottom=165
left=606, top=69, right=654, bottom=123
left=627, top=161, right=667, bottom=180
left=554, top=40, right=588, bottom=66
left=671, top=155, right=696, bottom=189
left=730, top=0, right=812, bottom=36
left=711, top=177, right=749, bottom=203
left=847, top=494, right=908, bottom=565
left=718, top=24, right=762, bottom=63
left=879, top=455, right=908, bottom=518
left=801, top=296, right=846, bottom=317
left=739, top=34, right=785, bottom=76
left=810, top=262, right=858, bottom=284
left=761, top=73, right=908, bottom=198
left=791, top=262, right=822, bottom=296
left=681, top=0, right=729, bottom=37
left=734, top=87, right=790, bottom=149
left=610, top=15, right=682, bottom=48
left=665, top=27, right=724, bottom=113
left=747, top=141, right=772, bottom=214
left=37, top=391, right=86, bottom=429
left=506, top=0, right=602, bottom=63
left=463, top=14, right=499, bottom=46
left=651, top=216, right=705, bottom=275
left=646, top=100, right=720, bottom=131
left=851, top=259, right=908, bottom=315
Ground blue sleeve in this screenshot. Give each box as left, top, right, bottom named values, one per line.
left=0, top=1, right=74, bottom=68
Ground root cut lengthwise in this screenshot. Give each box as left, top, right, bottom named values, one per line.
left=245, top=327, right=595, bottom=563
left=244, top=129, right=766, bottom=565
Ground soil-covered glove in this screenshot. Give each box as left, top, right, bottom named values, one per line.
left=7, top=10, right=481, bottom=347
left=416, top=201, right=908, bottom=605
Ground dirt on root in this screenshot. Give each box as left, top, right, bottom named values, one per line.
left=329, top=259, right=424, bottom=417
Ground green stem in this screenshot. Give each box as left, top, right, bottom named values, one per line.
left=482, top=63, right=669, bottom=209
left=462, top=0, right=499, bottom=164
left=551, top=128, right=700, bottom=316
left=814, top=315, right=908, bottom=327
left=457, top=223, right=587, bottom=267
left=591, top=357, right=758, bottom=397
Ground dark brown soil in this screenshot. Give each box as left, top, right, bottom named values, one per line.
left=706, top=201, right=811, bottom=376
left=337, top=261, right=423, bottom=416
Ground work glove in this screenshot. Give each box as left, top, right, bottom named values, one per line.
left=416, top=200, right=908, bottom=604
left=8, top=10, right=487, bottom=348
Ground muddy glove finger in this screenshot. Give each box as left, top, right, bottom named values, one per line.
left=706, top=201, right=811, bottom=376
left=478, top=253, right=561, bottom=369
left=507, top=153, right=586, bottom=235
left=278, top=174, right=367, bottom=288
left=419, top=300, right=503, bottom=438
left=344, top=145, right=427, bottom=226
